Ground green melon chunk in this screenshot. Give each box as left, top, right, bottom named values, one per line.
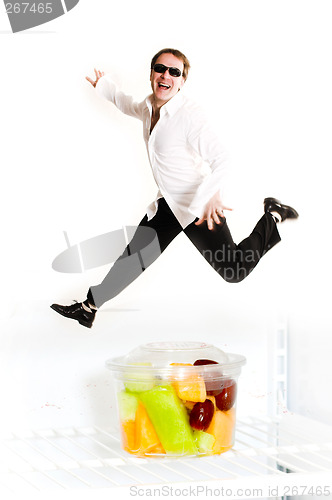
left=139, top=385, right=197, bottom=455
left=193, top=429, right=215, bottom=454
left=118, top=390, right=139, bottom=421
left=123, top=362, right=155, bottom=392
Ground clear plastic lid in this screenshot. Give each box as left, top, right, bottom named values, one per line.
left=106, top=341, right=246, bottom=379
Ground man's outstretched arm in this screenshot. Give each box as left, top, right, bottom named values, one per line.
left=85, top=68, right=145, bottom=121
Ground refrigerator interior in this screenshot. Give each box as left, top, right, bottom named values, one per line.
left=1, top=303, right=332, bottom=498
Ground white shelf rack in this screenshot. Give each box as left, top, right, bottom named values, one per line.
left=1, top=413, right=332, bottom=497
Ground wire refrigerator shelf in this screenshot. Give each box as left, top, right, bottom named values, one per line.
left=1, top=413, right=332, bottom=497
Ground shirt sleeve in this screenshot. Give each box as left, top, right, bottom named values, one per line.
left=95, top=75, right=145, bottom=121
left=186, top=107, right=230, bottom=219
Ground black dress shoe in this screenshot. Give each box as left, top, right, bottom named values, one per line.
left=50, top=301, right=96, bottom=328
left=264, top=197, right=299, bottom=222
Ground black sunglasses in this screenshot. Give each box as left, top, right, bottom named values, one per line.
left=152, top=63, right=182, bottom=78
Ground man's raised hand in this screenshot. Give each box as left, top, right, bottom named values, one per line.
left=86, top=69, right=104, bottom=87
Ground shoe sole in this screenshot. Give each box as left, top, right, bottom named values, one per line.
left=78, top=320, right=93, bottom=328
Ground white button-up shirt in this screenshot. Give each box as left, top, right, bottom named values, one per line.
left=96, top=76, right=229, bottom=228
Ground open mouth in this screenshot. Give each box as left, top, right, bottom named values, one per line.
left=158, top=83, right=171, bottom=90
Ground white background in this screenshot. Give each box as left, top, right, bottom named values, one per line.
left=0, top=0, right=331, bottom=433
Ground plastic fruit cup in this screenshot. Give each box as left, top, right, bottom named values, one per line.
left=106, top=341, right=246, bottom=457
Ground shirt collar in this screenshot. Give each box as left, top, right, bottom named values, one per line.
left=145, top=91, right=185, bottom=116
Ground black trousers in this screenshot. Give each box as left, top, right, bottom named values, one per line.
left=88, top=198, right=281, bottom=308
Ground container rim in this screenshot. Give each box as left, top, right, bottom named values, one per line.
left=105, top=352, right=246, bottom=374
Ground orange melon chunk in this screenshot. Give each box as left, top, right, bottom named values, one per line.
left=206, top=407, right=236, bottom=454
left=183, top=400, right=195, bottom=411
left=121, top=420, right=136, bottom=453
left=170, top=363, right=206, bottom=402
left=148, top=442, right=166, bottom=455
left=135, top=401, right=163, bottom=455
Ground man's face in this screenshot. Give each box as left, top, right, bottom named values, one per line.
left=150, top=53, right=185, bottom=106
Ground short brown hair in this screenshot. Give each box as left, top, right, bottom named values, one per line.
left=151, top=48, right=191, bottom=81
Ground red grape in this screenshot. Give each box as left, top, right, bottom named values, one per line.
left=189, top=399, right=215, bottom=431
left=194, top=359, right=224, bottom=395
left=193, top=359, right=219, bottom=366
left=215, top=380, right=237, bottom=411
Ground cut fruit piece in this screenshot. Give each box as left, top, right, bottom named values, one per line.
left=120, top=420, right=136, bottom=453
left=123, top=362, right=155, bottom=392
left=184, top=396, right=215, bottom=412
left=118, top=391, right=139, bottom=454
left=215, top=380, right=237, bottom=411
left=193, top=429, right=215, bottom=454
left=183, top=400, right=195, bottom=411
left=170, top=363, right=206, bottom=403
left=206, top=408, right=236, bottom=454
left=135, top=401, right=163, bottom=455
left=193, top=359, right=219, bottom=366
left=193, top=359, right=224, bottom=394
left=140, top=384, right=197, bottom=455
left=118, top=390, right=139, bottom=421
left=147, top=442, right=166, bottom=455
left=189, top=399, right=215, bottom=431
